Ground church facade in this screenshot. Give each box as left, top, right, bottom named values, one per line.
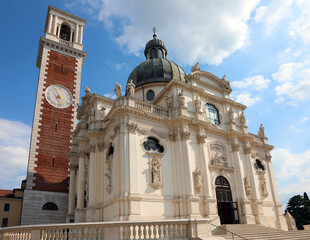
left=67, top=32, right=288, bottom=230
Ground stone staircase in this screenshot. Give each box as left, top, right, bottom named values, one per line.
left=213, top=224, right=310, bottom=240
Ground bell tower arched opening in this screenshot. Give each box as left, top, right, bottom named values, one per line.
left=215, top=176, right=239, bottom=224
left=60, top=24, right=71, bottom=41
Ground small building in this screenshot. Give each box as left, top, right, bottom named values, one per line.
left=0, top=188, right=24, bottom=227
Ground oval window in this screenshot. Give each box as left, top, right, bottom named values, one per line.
left=146, top=90, right=155, bottom=101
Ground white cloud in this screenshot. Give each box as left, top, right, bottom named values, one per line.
left=232, top=75, right=270, bottom=90
left=273, top=61, right=310, bottom=102
left=113, top=62, right=129, bottom=70
left=104, top=92, right=117, bottom=99
left=68, top=0, right=260, bottom=65
left=272, top=148, right=310, bottom=206
left=234, top=93, right=260, bottom=106
left=0, top=119, right=31, bottom=190
left=254, top=0, right=293, bottom=32
left=298, top=116, right=308, bottom=123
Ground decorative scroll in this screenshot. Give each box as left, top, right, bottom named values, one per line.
left=209, top=144, right=229, bottom=167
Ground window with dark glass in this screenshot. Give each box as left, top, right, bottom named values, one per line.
left=254, top=159, right=265, bottom=171
left=59, top=24, right=70, bottom=41
left=146, top=90, right=155, bottom=101
left=215, top=176, right=230, bottom=188
left=143, top=137, right=164, bottom=153
left=42, top=202, right=58, bottom=211
left=206, top=103, right=220, bottom=125
left=2, top=218, right=8, bottom=227
left=150, top=48, right=157, bottom=59
left=4, top=203, right=10, bottom=212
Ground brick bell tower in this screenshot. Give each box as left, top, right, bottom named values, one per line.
left=21, top=6, right=87, bottom=225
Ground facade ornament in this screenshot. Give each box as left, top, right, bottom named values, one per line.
left=259, top=173, right=268, bottom=198
left=105, top=155, right=113, bottom=194
left=210, top=144, right=229, bottom=167
left=239, top=112, right=246, bottom=126
left=126, top=79, right=135, bottom=97
left=244, top=176, right=252, bottom=196
left=89, top=106, right=95, bottom=121
left=84, top=85, right=91, bottom=94
left=97, top=142, right=105, bottom=152
left=84, top=156, right=89, bottom=207
left=98, top=105, right=106, bottom=120
left=178, top=90, right=185, bottom=108
left=150, top=159, right=162, bottom=189
left=180, top=130, right=190, bottom=140
left=197, top=132, right=206, bottom=144
left=165, top=94, right=173, bottom=108
left=114, top=83, right=122, bottom=98
left=113, top=124, right=120, bottom=135
left=243, top=141, right=251, bottom=154
left=231, top=138, right=240, bottom=152
left=150, top=128, right=169, bottom=139
left=191, top=62, right=200, bottom=72
left=258, top=124, right=265, bottom=137
left=127, top=123, right=138, bottom=134
left=228, top=107, right=234, bottom=123
left=89, top=144, right=96, bottom=152
left=265, top=152, right=272, bottom=162
left=194, top=96, right=202, bottom=113
left=193, top=167, right=203, bottom=194
left=169, top=130, right=178, bottom=141
left=136, top=127, right=150, bottom=136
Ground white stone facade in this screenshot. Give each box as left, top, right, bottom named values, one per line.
left=68, top=64, right=288, bottom=230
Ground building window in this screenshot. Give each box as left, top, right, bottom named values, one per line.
left=4, top=203, right=10, bottom=212
left=2, top=218, right=8, bottom=227
left=146, top=90, right=155, bottom=101
left=143, top=137, right=164, bottom=153
left=42, top=202, right=58, bottom=211
left=254, top=159, right=265, bottom=171
left=59, top=24, right=71, bottom=41
left=107, top=144, right=114, bottom=158
left=206, top=103, right=220, bottom=125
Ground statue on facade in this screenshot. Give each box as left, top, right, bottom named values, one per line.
left=260, top=175, right=268, bottom=198
left=244, top=176, right=252, bottom=196
left=228, top=107, right=234, bottom=123
left=98, top=105, right=106, bottom=120
left=258, top=124, right=265, bottom=137
left=84, top=85, right=91, bottom=94
left=191, top=62, right=200, bottom=72
left=89, top=106, right=95, bottom=121
left=114, top=83, right=122, bottom=98
left=151, top=160, right=161, bottom=184
left=193, top=167, right=203, bottom=193
left=126, top=79, right=135, bottom=97
left=194, top=96, right=201, bottom=112
left=105, top=169, right=112, bottom=193
left=239, top=111, right=246, bottom=126
left=178, top=90, right=185, bottom=108
left=165, top=94, right=173, bottom=108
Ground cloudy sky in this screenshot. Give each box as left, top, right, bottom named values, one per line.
left=1, top=0, right=309, bottom=210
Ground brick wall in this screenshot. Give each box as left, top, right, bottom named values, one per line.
left=33, top=50, right=77, bottom=193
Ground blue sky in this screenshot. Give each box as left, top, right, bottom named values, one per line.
left=0, top=0, right=309, bottom=210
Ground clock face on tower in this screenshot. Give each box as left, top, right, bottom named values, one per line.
left=45, top=84, right=73, bottom=109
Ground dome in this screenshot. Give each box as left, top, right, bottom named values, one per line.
left=128, top=33, right=186, bottom=88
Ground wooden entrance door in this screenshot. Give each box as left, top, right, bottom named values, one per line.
left=215, top=176, right=239, bottom=224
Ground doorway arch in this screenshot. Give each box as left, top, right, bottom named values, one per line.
left=215, top=176, right=239, bottom=224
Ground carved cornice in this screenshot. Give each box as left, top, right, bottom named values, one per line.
left=180, top=130, right=190, bottom=140
left=97, top=142, right=106, bottom=152
left=231, top=138, right=240, bottom=152
left=169, top=130, right=178, bottom=141
left=127, top=123, right=138, bottom=134
left=197, top=134, right=206, bottom=144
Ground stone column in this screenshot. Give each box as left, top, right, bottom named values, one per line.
left=67, top=163, right=77, bottom=221
left=76, top=152, right=85, bottom=210
left=53, top=16, right=58, bottom=35
left=74, top=24, right=79, bottom=43
left=79, top=25, right=84, bottom=44
left=47, top=13, right=53, bottom=34
left=57, top=24, right=61, bottom=38
left=70, top=29, right=74, bottom=42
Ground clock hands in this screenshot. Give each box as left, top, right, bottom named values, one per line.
left=54, top=87, right=64, bottom=105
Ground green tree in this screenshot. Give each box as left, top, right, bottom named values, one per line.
left=286, top=192, right=310, bottom=230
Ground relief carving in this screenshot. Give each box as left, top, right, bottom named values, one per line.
left=239, top=112, right=246, bottom=126
left=244, top=176, right=252, bottom=196
left=231, top=138, right=240, bottom=152
left=228, top=107, right=234, bottom=123
left=169, top=130, right=178, bottom=141
left=105, top=156, right=113, bottom=194
left=194, top=96, right=202, bottom=113
left=258, top=171, right=268, bottom=198
left=244, top=141, right=252, bottom=154
left=165, top=94, right=173, bottom=108
left=180, top=130, right=190, bottom=140
left=178, top=90, right=186, bottom=108
left=127, top=123, right=138, bottom=134
left=210, top=144, right=229, bottom=167
left=98, top=105, right=106, bottom=120
left=149, top=159, right=162, bottom=189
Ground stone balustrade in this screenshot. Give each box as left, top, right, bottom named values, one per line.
left=135, top=101, right=168, bottom=117
left=59, top=39, right=73, bottom=47
left=0, top=219, right=212, bottom=240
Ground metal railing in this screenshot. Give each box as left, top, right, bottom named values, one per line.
left=211, top=223, right=247, bottom=240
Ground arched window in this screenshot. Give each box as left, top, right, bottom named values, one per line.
left=215, top=176, right=230, bottom=188
left=206, top=103, right=220, bottom=125
left=59, top=24, right=71, bottom=41
left=150, top=48, right=157, bottom=59
left=254, top=159, right=265, bottom=171
left=143, top=137, right=164, bottom=153
left=42, top=202, right=58, bottom=211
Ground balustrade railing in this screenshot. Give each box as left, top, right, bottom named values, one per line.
left=59, top=38, right=73, bottom=47
left=0, top=219, right=195, bottom=240
left=135, top=101, right=168, bottom=117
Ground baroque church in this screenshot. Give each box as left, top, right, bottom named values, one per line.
left=21, top=6, right=289, bottom=232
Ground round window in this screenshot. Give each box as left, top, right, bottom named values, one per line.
left=146, top=90, right=155, bottom=101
